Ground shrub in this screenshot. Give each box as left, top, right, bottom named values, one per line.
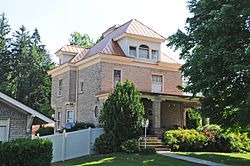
left=197, top=124, right=222, bottom=134
left=186, top=108, right=202, bottom=129
left=163, top=129, right=208, bottom=151
left=36, top=126, right=54, bottom=136
left=0, top=139, right=52, bottom=166
left=94, top=133, right=116, bottom=154
left=121, top=139, right=139, bottom=153
left=215, top=132, right=250, bottom=152
left=99, top=80, right=144, bottom=151
left=139, top=147, right=156, bottom=155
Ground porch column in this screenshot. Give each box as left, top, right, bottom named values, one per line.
left=152, top=99, right=161, bottom=128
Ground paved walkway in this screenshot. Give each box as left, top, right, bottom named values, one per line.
left=157, top=151, right=230, bottom=166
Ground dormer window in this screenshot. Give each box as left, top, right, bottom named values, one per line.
left=129, top=46, right=137, bottom=57
left=139, top=44, right=149, bottom=59
left=152, top=50, right=158, bottom=60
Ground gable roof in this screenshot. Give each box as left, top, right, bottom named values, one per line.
left=0, top=92, right=54, bottom=124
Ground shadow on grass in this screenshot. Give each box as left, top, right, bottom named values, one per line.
left=52, top=153, right=201, bottom=166
left=177, top=152, right=250, bottom=166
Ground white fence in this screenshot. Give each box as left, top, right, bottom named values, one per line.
left=38, top=128, right=104, bottom=163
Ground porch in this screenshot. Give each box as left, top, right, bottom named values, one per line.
left=141, top=91, right=200, bottom=136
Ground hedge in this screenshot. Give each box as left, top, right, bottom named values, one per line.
left=0, top=139, right=52, bottom=166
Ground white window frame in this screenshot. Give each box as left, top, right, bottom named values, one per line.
left=57, top=79, right=63, bottom=96
left=113, top=69, right=122, bottom=88
left=79, top=81, right=84, bottom=93
left=66, top=110, right=74, bottom=123
left=139, top=44, right=149, bottom=59
left=57, top=112, right=61, bottom=130
left=129, top=46, right=137, bottom=57
left=0, top=118, right=10, bottom=142
left=151, top=74, right=164, bottom=93
left=151, top=50, right=158, bottom=60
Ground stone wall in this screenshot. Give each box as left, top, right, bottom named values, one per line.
left=100, top=62, right=182, bottom=95
left=0, top=101, right=30, bottom=140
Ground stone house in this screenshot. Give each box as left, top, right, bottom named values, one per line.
left=49, top=19, right=199, bottom=135
left=0, top=92, right=54, bottom=142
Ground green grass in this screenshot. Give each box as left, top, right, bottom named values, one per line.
left=174, top=152, right=250, bottom=166
left=52, top=153, right=201, bottom=166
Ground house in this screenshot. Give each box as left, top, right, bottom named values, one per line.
left=0, top=92, right=54, bottom=142
left=48, top=19, right=199, bottom=135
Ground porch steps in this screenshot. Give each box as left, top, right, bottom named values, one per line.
left=139, top=136, right=170, bottom=152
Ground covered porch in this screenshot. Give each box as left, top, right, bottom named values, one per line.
left=141, top=92, right=200, bottom=136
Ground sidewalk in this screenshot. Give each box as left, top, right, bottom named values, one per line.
left=157, top=151, right=230, bottom=166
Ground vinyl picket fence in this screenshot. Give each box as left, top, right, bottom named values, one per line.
left=36, top=128, right=104, bottom=163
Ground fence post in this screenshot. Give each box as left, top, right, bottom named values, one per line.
left=62, top=129, right=66, bottom=161
left=88, top=127, right=92, bottom=154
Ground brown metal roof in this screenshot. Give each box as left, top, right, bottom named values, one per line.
left=55, top=45, right=85, bottom=55
left=67, top=19, right=170, bottom=63
left=125, top=19, right=165, bottom=40
left=161, top=52, right=179, bottom=64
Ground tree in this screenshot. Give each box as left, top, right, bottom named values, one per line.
left=99, top=80, right=145, bottom=150
left=167, top=0, right=250, bottom=128
left=69, top=32, right=94, bottom=48
left=9, top=26, right=54, bottom=116
left=0, top=13, right=11, bottom=94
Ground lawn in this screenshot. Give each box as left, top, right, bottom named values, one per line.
left=174, top=152, right=250, bottom=166
left=52, top=153, right=201, bottom=166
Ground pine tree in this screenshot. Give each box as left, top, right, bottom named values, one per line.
left=0, top=12, right=11, bottom=94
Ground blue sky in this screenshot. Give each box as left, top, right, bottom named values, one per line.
left=1, top=0, right=190, bottom=63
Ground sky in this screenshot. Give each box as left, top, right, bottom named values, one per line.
left=1, top=0, right=190, bottom=63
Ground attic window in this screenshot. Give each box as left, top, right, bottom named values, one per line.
left=129, top=46, right=136, bottom=57
left=152, top=50, right=158, bottom=60
left=139, top=44, right=149, bottom=59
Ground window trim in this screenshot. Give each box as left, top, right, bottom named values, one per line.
left=139, top=44, right=149, bottom=59
left=151, top=74, right=164, bottom=93
left=113, top=69, right=122, bottom=88
left=66, top=110, right=74, bottom=123
left=128, top=46, right=137, bottom=57
left=57, top=79, right=63, bottom=96
left=79, top=81, right=84, bottom=93
left=151, top=49, right=158, bottom=60
left=0, top=118, right=10, bottom=142
left=94, top=106, right=99, bottom=119
left=56, top=112, right=61, bottom=130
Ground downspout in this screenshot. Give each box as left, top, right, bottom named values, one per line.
left=75, top=67, right=79, bottom=123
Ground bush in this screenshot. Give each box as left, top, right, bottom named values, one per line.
left=197, top=124, right=222, bottom=134
left=0, top=139, right=52, bottom=166
left=163, top=129, right=208, bottom=151
left=215, top=132, right=250, bottom=152
left=60, top=122, right=95, bottom=133
left=139, top=147, right=156, bottom=155
left=94, top=133, right=116, bottom=154
left=121, top=139, right=139, bottom=153
left=36, top=126, right=54, bottom=136
left=186, top=108, right=202, bottom=129
left=99, top=80, right=144, bottom=151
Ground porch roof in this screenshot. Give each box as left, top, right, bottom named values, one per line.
left=96, top=90, right=201, bottom=103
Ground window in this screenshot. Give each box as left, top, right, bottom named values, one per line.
left=114, top=70, right=121, bottom=88
left=139, top=44, right=149, bottom=59
left=129, top=46, right=136, bottom=57
left=57, top=112, right=61, bottom=130
left=58, top=79, right=63, bottom=96
left=152, top=75, right=163, bottom=92
left=66, top=110, right=74, bottom=123
left=80, top=81, right=84, bottom=92
left=94, top=106, right=99, bottom=118
left=152, top=50, right=158, bottom=60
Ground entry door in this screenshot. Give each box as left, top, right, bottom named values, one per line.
left=0, top=119, right=9, bottom=142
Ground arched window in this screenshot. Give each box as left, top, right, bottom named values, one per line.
left=94, top=106, right=99, bottom=118
left=139, top=44, right=149, bottom=59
